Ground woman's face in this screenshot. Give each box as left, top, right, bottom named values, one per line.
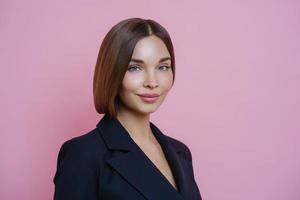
left=117, top=35, right=174, bottom=116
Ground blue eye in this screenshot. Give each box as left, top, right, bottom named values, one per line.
left=127, top=64, right=171, bottom=72
left=127, top=65, right=142, bottom=72
left=159, top=65, right=171, bottom=71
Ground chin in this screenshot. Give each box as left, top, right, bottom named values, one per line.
left=134, top=105, right=160, bottom=115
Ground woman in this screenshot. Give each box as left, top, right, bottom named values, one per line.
left=53, top=18, right=202, bottom=200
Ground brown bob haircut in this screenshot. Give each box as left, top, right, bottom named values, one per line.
left=93, top=18, right=176, bottom=119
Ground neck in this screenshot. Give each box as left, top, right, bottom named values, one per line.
left=116, top=109, right=154, bottom=145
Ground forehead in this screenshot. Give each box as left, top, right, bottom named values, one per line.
left=130, top=35, right=171, bottom=63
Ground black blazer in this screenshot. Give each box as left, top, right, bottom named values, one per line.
left=53, top=114, right=202, bottom=200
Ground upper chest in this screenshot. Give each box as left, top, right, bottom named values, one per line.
left=136, top=140, right=178, bottom=191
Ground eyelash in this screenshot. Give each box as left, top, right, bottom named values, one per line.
left=127, top=65, right=171, bottom=72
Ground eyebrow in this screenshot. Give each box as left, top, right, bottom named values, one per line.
left=130, top=57, right=171, bottom=64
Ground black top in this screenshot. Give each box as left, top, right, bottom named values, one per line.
left=53, top=114, right=202, bottom=200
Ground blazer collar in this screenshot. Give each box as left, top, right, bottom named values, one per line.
left=96, top=114, right=188, bottom=200
left=96, top=114, right=182, bottom=154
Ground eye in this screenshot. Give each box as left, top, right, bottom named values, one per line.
left=159, top=65, right=171, bottom=71
left=127, top=65, right=142, bottom=72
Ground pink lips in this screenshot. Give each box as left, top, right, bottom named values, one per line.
left=137, top=93, right=160, bottom=103
left=138, top=93, right=160, bottom=98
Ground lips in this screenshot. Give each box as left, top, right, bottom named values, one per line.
left=137, top=93, right=160, bottom=103
left=138, top=93, right=160, bottom=98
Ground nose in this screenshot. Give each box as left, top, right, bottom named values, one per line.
left=143, top=71, right=158, bottom=89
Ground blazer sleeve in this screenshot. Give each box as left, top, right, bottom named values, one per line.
left=184, top=144, right=196, bottom=178
left=183, top=144, right=202, bottom=199
left=53, top=140, right=100, bottom=200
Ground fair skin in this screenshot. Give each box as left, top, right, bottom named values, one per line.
left=117, top=35, right=173, bottom=145
left=116, top=35, right=177, bottom=190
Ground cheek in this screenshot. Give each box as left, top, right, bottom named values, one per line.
left=160, top=72, right=174, bottom=90
left=121, top=73, right=143, bottom=91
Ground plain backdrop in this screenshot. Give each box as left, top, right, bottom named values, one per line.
left=1, top=0, right=299, bottom=199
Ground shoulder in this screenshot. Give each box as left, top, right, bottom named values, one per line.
left=56, top=128, right=107, bottom=170
left=164, top=135, right=193, bottom=162
left=61, top=128, right=105, bottom=152
left=61, top=128, right=104, bottom=150
left=53, top=128, right=109, bottom=192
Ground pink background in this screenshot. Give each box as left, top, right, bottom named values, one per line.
left=1, top=0, right=299, bottom=199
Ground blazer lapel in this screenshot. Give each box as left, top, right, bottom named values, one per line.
left=96, top=114, right=188, bottom=200
left=150, top=121, right=190, bottom=199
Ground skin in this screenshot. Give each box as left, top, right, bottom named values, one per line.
left=116, top=35, right=178, bottom=190
left=116, top=35, right=174, bottom=146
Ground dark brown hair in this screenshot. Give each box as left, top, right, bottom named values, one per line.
left=93, top=18, right=176, bottom=119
